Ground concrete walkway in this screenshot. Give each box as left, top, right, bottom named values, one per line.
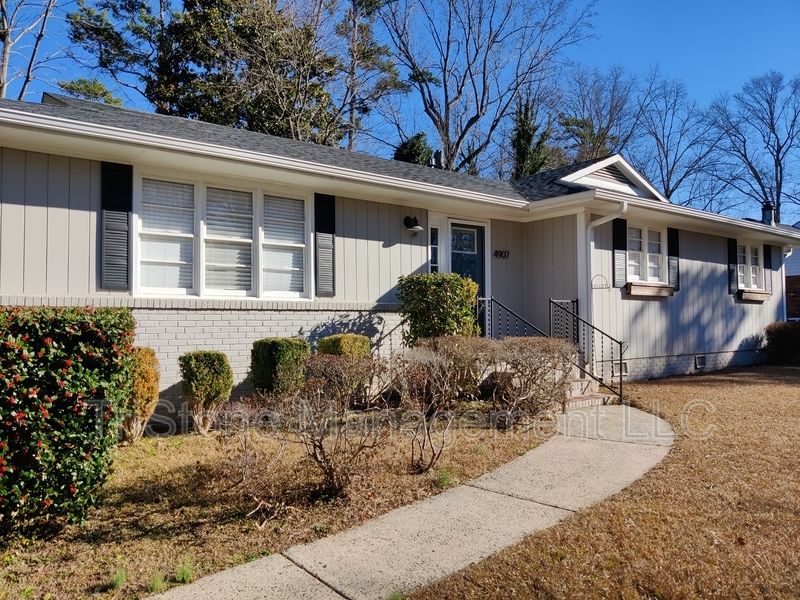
left=154, top=405, right=675, bottom=600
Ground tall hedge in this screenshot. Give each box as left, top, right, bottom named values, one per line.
left=0, top=306, right=135, bottom=529
left=764, top=321, right=800, bottom=364
left=396, top=273, right=479, bottom=347
left=251, top=338, right=310, bottom=393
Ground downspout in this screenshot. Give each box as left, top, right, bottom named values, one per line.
left=585, top=201, right=628, bottom=329
left=783, top=246, right=794, bottom=322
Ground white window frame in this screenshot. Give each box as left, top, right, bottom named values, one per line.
left=133, top=170, right=312, bottom=299
left=429, top=226, right=440, bottom=273
left=737, top=242, right=763, bottom=290
left=261, top=193, right=312, bottom=298
left=627, top=224, right=667, bottom=284
left=135, top=174, right=200, bottom=296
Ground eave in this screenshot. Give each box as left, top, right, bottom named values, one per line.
left=0, top=108, right=530, bottom=218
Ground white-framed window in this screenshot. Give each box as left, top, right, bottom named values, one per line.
left=137, top=175, right=309, bottom=298
left=139, top=178, right=196, bottom=293
left=204, top=187, right=254, bottom=294
left=627, top=225, right=665, bottom=283
left=262, top=195, right=306, bottom=294
left=429, top=227, right=439, bottom=273
left=737, top=243, right=762, bottom=289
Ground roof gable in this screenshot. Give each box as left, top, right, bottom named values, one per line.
left=559, top=155, right=668, bottom=202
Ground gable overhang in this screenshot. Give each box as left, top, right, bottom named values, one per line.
left=0, top=107, right=531, bottom=219
left=559, top=155, right=669, bottom=203
left=592, top=192, right=800, bottom=246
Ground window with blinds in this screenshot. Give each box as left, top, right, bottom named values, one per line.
left=205, top=187, right=254, bottom=292
left=263, top=195, right=306, bottom=294
left=140, top=179, right=195, bottom=291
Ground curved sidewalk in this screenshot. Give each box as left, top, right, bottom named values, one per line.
left=154, top=405, right=675, bottom=600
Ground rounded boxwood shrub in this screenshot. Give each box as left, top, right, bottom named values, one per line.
left=178, top=351, right=233, bottom=435
left=0, top=306, right=135, bottom=530
left=251, top=338, right=310, bottom=394
left=396, top=273, right=479, bottom=347
left=317, top=333, right=371, bottom=357
left=120, top=347, right=160, bottom=443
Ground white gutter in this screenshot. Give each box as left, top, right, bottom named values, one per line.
left=0, top=108, right=529, bottom=209
left=584, top=200, right=628, bottom=327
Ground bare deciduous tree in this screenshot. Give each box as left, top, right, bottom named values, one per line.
left=1, top=0, right=61, bottom=99
left=709, top=70, right=800, bottom=223
left=556, top=64, right=648, bottom=162
left=382, top=0, right=595, bottom=171
left=631, top=73, right=728, bottom=210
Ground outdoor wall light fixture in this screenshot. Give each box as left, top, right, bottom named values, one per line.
left=404, top=216, right=424, bottom=236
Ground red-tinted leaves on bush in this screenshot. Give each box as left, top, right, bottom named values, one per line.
left=0, top=306, right=135, bottom=530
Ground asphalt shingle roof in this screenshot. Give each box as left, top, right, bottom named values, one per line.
left=510, top=157, right=608, bottom=201
left=1, top=94, right=540, bottom=202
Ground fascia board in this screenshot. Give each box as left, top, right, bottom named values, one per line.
left=607, top=194, right=800, bottom=244
left=560, top=155, right=669, bottom=203
left=0, top=108, right=530, bottom=210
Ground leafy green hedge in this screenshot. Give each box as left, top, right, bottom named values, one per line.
left=178, top=351, right=233, bottom=435
left=317, top=333, right=371, bottom=356
left=0, top=306, right=135, bottom=530
left=396, top=273, right=479, bottom=346
left=251, top=338, right=310, bottom=394
left=764, top=321, right=800, bottom=364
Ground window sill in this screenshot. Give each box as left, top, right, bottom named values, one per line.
left=737, top=289, right=771, bottom=302
left=625, top=282, right=674, bottom=297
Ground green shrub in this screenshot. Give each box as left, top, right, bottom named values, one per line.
left=317, top=333, right=371, bottom=356
left=120, top=347, right=160, bottom=443
left=178, top=351, right=233, bottom=435
left=396, top=273, right=479, bottom=347
left=250, top=338, right=310, bottom=393
left=0, top=306, right=135, bottom=530
left=764, top=321, right=800, bottom=364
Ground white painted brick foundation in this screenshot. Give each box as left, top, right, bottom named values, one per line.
left=0, top=296, right=404, bottom=400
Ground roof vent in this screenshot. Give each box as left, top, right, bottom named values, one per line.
left=433, top=150, right=443, bottom=170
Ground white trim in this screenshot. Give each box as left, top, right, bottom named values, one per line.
left=0, top=108, right=529, bottom=209
left=576, top=211, right=589, bottom=321
left=626, top=223, right=667, bottom=284
left=559, top=155, right=669, bottom=203
left=133, top=169, right=312, bottom=299
left=446, top=216, right=492, bottom=298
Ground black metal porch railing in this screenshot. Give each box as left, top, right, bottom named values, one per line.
left=549, top=299, right=625, bottom=400
left=477, top=296, right=622, bottom=401
left=476, top=297, right=548, bottom=339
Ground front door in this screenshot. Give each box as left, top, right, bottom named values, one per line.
left=450, top=224, right=485, bottom=297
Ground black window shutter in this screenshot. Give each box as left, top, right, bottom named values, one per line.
left=315, top=193, right=336, bottom=297
left=727, top=238, right=738, bottom=295
left=667, top=227, right=680, bottom=291
left=763, top=243, right=773, bottom=293
left=101, top=162, right=132, bottom=290
left=612, top=218, right=627, bottom=288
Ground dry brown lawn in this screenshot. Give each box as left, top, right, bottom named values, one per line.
left=411, top=366, right=800, bottom=599
left=0, top=412, right=546, bottom=599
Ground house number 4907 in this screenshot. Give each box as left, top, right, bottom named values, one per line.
left=493, top=250, right=510, bottom=259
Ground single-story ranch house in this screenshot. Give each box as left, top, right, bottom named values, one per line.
left=1, top=94, right=799, bottom=399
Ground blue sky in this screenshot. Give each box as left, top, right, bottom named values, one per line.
left=21, top=0, right=800, bottom=108
left=564, top=0, right=800, bottom=106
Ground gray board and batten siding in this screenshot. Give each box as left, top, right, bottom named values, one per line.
left=592, top=218, right=784, bottom=379
left=0, top=147, right=411, bottom=397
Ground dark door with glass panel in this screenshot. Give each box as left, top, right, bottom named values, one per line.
left=450, top=224, right=485, bottom=296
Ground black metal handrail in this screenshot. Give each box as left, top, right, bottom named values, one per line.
left=477, top=297, right=622, bottom=401
left=549, top=299, right=625, bottom=400
left=476, top=297, right=548, bottom=339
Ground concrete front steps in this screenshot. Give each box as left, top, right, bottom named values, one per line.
left=564, top=375, right=618, bottom=410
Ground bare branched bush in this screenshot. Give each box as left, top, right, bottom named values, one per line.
left=420, top=336, right=495, bottom=401
left=394, top=349, right=460, bottom=474
left=272, top=355, right=389, bottom=495
left=484, top=337, right=575, bottom=428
